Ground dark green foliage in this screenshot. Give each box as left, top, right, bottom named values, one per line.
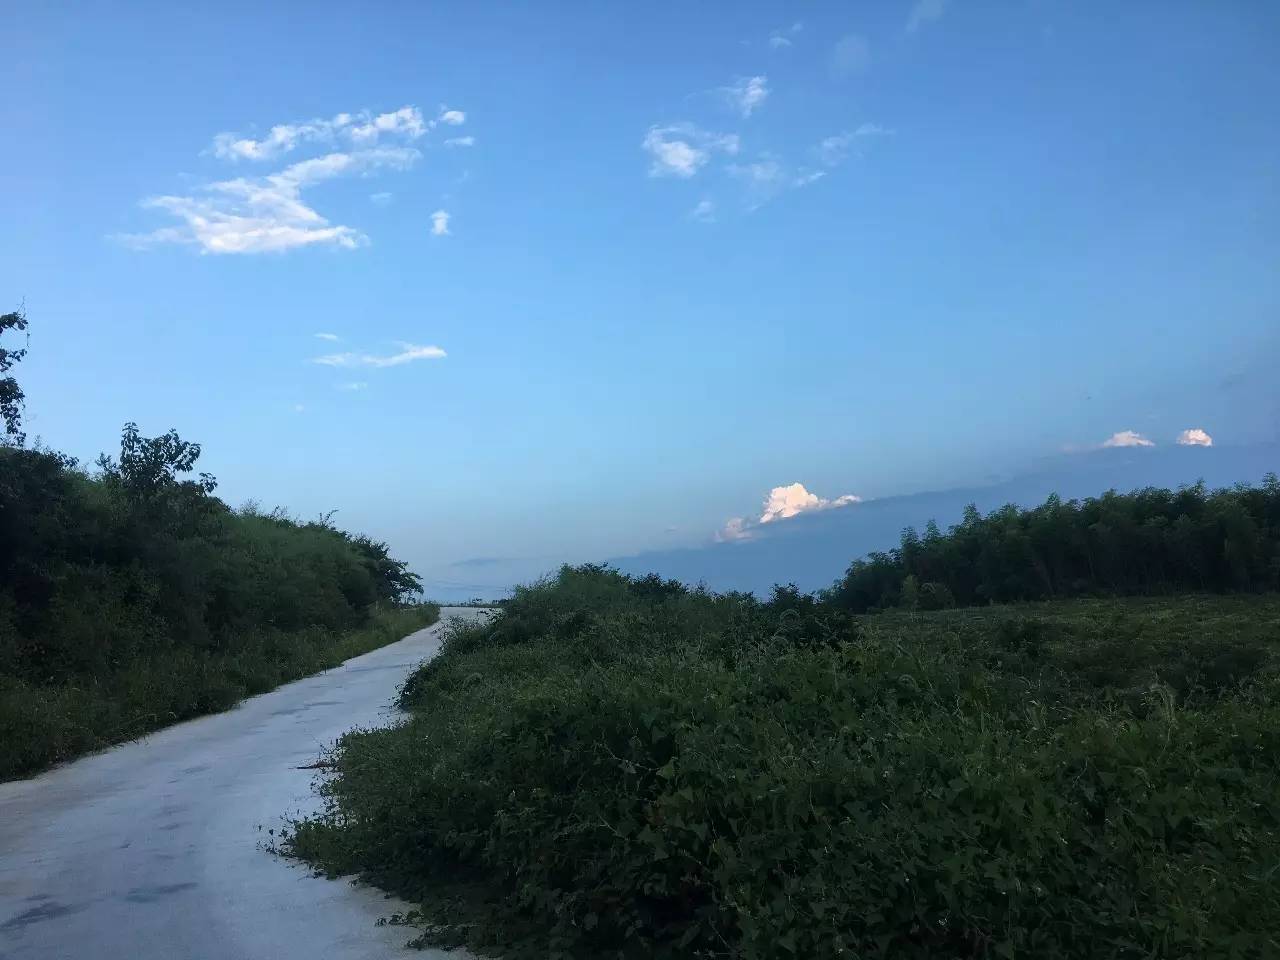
left=830, top=480, right=1280, bottom=613
left=0, top=307, right=28, bottom=444
left=0, top=422, right=432, bottom=779
left=288, top=568, right=1280, bottom=959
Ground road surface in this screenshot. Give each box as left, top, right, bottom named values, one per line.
left=0, top=608, right=490, bottom=960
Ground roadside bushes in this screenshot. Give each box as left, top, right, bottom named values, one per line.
left=289, top=568, right=1280, bottom=958
left=0, top=425, right=432, bottom=778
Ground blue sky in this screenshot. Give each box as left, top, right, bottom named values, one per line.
left=3, top=1, right=1279, bottom=597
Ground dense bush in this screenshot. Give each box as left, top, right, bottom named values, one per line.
left=289, top=567, right=1280, bottom=959
left=829, top=479, right=1280, bottom=613
left=0, top=421, right=433, bottom=778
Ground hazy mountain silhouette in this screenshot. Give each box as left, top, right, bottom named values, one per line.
left=613, top=444, right=1279, bottom=596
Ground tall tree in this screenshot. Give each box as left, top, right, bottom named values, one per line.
left=0, top=308, right=28, bottom=445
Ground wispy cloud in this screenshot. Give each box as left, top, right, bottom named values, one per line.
left=370, top=191, right=393, bottom=205
left=717, top=482, right=861, bottom=542
left=722, top=75, right=769, bottom=118
left=293, top=403, right=306, bottom=413
left=312, top=342, right=446, bottom=368
left=907, top=0, right=949, bottom=33
left=336, top=381, right=368, bottom=391
left=314, top=332, right=340, bottom=341
left=211, top=106, right=427, bottom=162
left=642, top=124, right=739, bottom=178
left=439, top=108, right=466, bottom=125
left=768, top=21, right=803, bottom=49
left=120, top=145, right=421, bottom=254
left=817, top=124, right=892, bottom=167
left=430, top=210, right=451, bottom=236
left=1176, top=428, right=1214, bottom=447
left=1102, top=430, right=1156, bottom=448
left=831, top=34, right=871, bottom=78
left=444, top=136, right=475, bottom=148
left=728, top=159, right=787, bottom=208
left=689, top=198, right=716, bottom=222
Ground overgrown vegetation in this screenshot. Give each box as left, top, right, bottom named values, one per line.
left=0, top=309, right=435, bottom=779
left=830, top=480, right=1280, bottom=612
left=290, top=564, right=1280, bottom=959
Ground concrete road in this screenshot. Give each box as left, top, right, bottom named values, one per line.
left=0, top=609, right=490, bottom=960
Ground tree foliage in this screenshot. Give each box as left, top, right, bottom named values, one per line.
left=0, top=308, right=28, bottom=445
left=828, top=479, right=1280, bottom=613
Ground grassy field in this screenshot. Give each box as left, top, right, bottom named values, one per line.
left=0, top=604, right=439, bottom=781
left=288, top=569, right=1280, bottom=959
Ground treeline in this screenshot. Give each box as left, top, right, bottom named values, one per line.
left=0, top=309, right=434, bottom=777
left=828, top=478, right=1280, bottom=613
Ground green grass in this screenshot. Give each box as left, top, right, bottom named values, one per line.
left=288, top=569, right=1280, bottom=959
left=0, top=604, right=439, bottom=781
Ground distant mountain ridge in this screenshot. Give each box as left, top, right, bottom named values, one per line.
left=612, top=444, right=1280, bottom=596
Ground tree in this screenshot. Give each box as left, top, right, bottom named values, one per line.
left=0, top=308, right=28, bottom=445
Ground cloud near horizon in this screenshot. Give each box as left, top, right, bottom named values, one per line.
left=1176, top=428, right=1214, bottom=447
left=312, top=342, right=446, bottom=368
left=1102, top=430, right=1156, bottom=448
left=717, top=482, right=862, bottom=542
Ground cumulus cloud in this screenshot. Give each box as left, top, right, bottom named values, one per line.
left=119, top=146, right=420, bottom=254
left=723, top=75, right=769, bottom=117
left=430, top=209, right=451, bottom=236
left=211, top=106, right=428, bottom=162
left=907, top=0, right=949, bottom=33
left=439, top=108, right=466, bottom=125
left=717, top=482, right=862, bottom=542
left=312, top=342, right=447, bottom=368
left=314, top=332, right=340, bottom=341
left=831, top=34, right=871, bottom=78
left=1176, top=428, right=1214, bottom=447
left=642, top=124, right=739, bottom=178
left=1103, top=430, right=1156, bottom=448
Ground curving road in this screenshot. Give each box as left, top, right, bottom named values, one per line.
left=0, top=608, right=490, bottom=960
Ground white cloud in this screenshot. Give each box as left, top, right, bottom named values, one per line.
left=312, top=342, right=447, bottom=368
left=212, top=106, right=428, bottom=162
left=716, top=517, right=751, bottom=543
left=689, top=198, right=716, bottom=222
left=907, top=0, right=949, bottom=33
left=831, top=34, right=871, bottom=77
left=370, top=191, right=393, bottom=205
left=769, top=21, right=803, bottom=47
left=759, top=482, right=861, bottom=524
left=1103, top=430, right=1156, bottom=448
left=819, top=124, right=891, bottom=167
left=337, top=381, right=368, bottom=391
left=793, top=169, right=827, bottom=187
left=314, top=332, right=340, bottom=341
left=430, top=210, right=451, bottom=236
left=717, top=482, right=861, bottom=541
left=1176, top=428, right=1214, bottom=447
left=723, top=75, right=769, bottom=118
left=439, top=108, right=466, bottom=126
left=120, top=146, right=420, bottom=254
left=445, top=136, right=475, bottom=147
left=728, top=159, right=787, bottom=208
left=642, top=124, right=739, bottom=178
